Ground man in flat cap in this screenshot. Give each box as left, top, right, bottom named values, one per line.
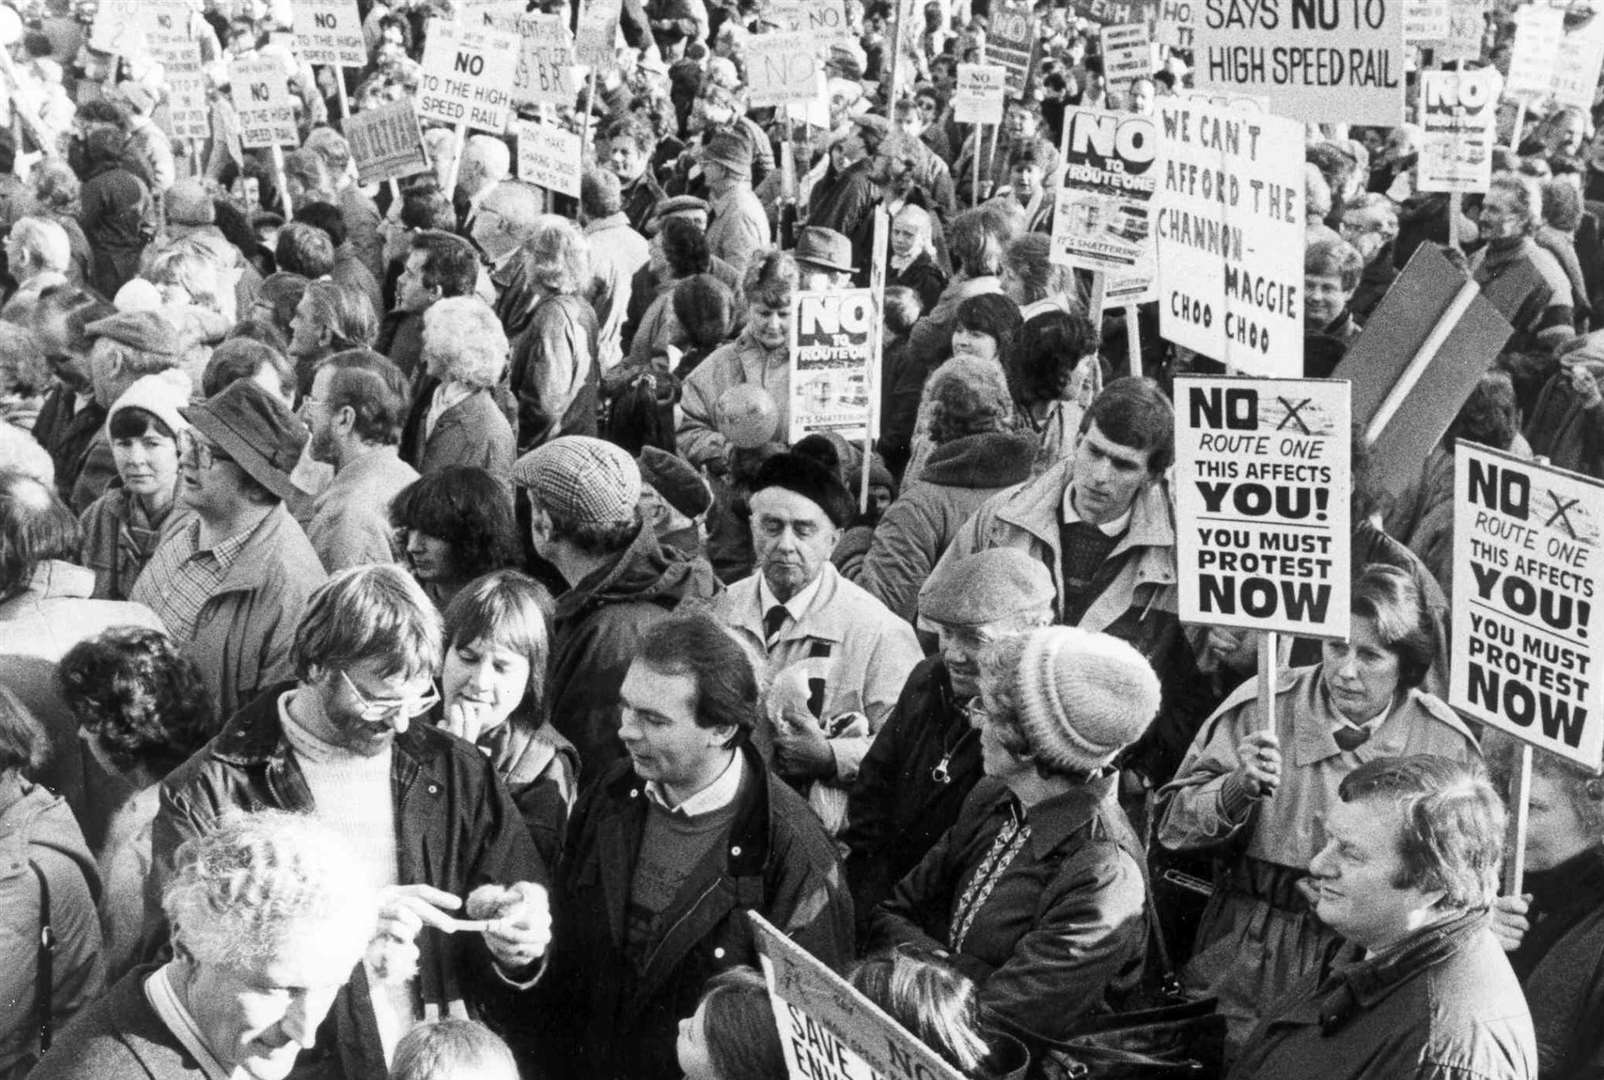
left=703, top=132, right=770, bottom=279
left=841, top=548, right=1055, bottom=930
left=131, top=379, right=327, bottom=718
left=713, top=442, right=920, bottom=836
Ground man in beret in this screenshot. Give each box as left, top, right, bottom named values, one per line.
left=638, top=444, right=712, bottom=557
left=841, top=548, right=1055, bottom=932
left=515, top=436, right=720, bottom=778
left=131, top=379, right=327, bottom=719
left=713, top=443, right=920, bottom=835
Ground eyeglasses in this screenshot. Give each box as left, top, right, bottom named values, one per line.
left=180, top=430, right=233, bottom=470
left=340, top=670, right=440, bottom=723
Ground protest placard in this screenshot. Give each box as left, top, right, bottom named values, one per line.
left=1506, top=5, right=1563, bottom=101
left=164, top=43, right=210, bottom=141
left=1418, top=69, right=1499, bottom=194
left=750, top=913, right=968, bottom=1080
left=1450, top=444, right=1604, bottom=770
left=346, top=99, right=431, bottom=185
left=747, top=30, right=825, bottom=107
left=789, top=290, right=876, bottom=444
left=1051, top=109, right=1157, bottom=288
left=231, top=56, right=298, bottom=148
left=1402, top=0, right=1449, bottom=48
left=1083, top=0, right=1144, bottom=26
left=292, top=0, right=366, bottom=67
left=512, top=13, right=578, bottom=108
left=986, top=3, right=1036, bottom=94
left=1192, top=0, right=1403, bottom=125
left=513, top=118, right=582, bottom=197
left=417, top=18, right=520, bottom=132
left=1154, top=98, right=1304, bottom=376
left=1440, top=0, right=1487, bottom=63
left=1551, top=11, right=1604, bottom=110
left=574, top=0, right=622, bottom=69
left=1174, top=376, right=1351, bottom=638
left=141, top=2, right=196, bottom=66
left=1100, top=23, right=1151, bottom=100
left=1156, top=0, right=1194, bottom=48
left=952, top=63, right=1007, bottom=124
left=765, top=0, right=851, bottom=37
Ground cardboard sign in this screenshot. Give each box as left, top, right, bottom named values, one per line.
left=574, top=0, right=622, bottom=70
left=1440, top=0, right=1487, bottom=63
left=1192, top=0, right=1404, bottom=125
left=418, top=18, right=520, bottom=132
left=765, top=0, right=851, bottom=38
left=750, top=913, right=968, bottom=1080
left=1331, top=244, right=1514, bottom=502
left=1450, top=444, right=1604, bottom=769
left=953, top=63, right=1007, bottom=124
left=141, top=2, right=197, bottom=66
left=1418, top=69, right=1499, bottom=194
left=1175, top=376, right=1351, bottom=638
left=986, top=3, right=1037, bottom=95
left=514, top=13, right=578, bottom=108
left=514, top=118, right=583, bottom=197
left=1402, top=0, right=1450, bottom=47
left=1551, top=10, right=1604, bottom=111
left=789, top=290, right=876, bottom=444
left=292, top=0, right=366, bottom=67
left=1052, top=108, right=1157, bottom=288
left=1157, top=0, right=1195, bottom=48
left=1100, top=23, right=1151, bottom=101
left=747, top=31, right=825, bottom=107
left=1506, top=5, right=1563, bottom=101
left=1154, top=98, right=1305, bottom=377
left=1084, top=0, right=1146, bottom=24
left=346, top=99, right=431, bottom=185
left=164, top=43, right=210, bottom=141
left=231, top=57, right=298, bottom=148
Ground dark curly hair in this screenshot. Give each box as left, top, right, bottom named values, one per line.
left=1014, top=309, right=1098, bottom=405
left=57, top=627, right=215, bottom=776
left=390, top=467, right=521, bottom=585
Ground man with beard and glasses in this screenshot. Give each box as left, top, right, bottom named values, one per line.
left=144, top=565, right=550, bottom=1080
left=300, top=349, right=419, bottom=572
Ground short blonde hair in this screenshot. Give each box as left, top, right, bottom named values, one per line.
left=522, top=215, right=591, bottom=296
left=422, top=297, right=509, bottom=388
left=163, top=809, right=376, bottom=968
left=9, top=216, right=70, bottom=274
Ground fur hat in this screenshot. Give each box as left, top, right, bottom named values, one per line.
left=752, top=441, right=854, bottom=527
left=1013, top=627, right=1161, bottom=774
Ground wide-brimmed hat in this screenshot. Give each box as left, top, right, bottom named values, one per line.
left=794, top=226, right=855, bottom=273
left=181, top=379, right=307, bottom=503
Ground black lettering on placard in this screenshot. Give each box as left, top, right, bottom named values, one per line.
left=454, top=52, right=486, bottom=76
left=1067, top=112, right=1156, bottom=172
left=1198, top=574, right=1332, bottom=621
left=1188, top=385, right=1257, bottom=429
left=250, top=83, right=270, bottom=102
left=1467, top=663, right=1588, bottom=747
left=1290, top=0, right=1338, bottom=30
left=314, top=12, right=335, bottom=28
left=1467, top=459, right=1530, bottom=519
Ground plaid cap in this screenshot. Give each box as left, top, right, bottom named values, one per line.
left=513, top=436, right=641, bottom=526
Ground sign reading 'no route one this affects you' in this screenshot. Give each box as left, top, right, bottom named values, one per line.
left=1450, top=444, right=1604, bottom=769
left=1175, top=376, right=1352, bottom=639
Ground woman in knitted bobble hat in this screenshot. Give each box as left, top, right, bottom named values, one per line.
left=866, top=625, right=1161, bottom=1045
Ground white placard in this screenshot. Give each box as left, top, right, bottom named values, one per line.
left=1175, top=376, right=1352, bottom=639
left=953, top=63, right=1007, bottom=124
left=418, top=18, right=520, bottom=132
left=346, top=99, right=431, bottom=185
left=1100, top=23, right=1152, bottom=101
left=789, top=290, right=875, bottom=444
left=292, top=0, right=366, bottom=67
left=515, top=118, right=582, bottom=197
left=231, top=57, right=298, bottom=148
left=1450, top=444, right=1604, bottom=769
left=1052, top=108, right=1157, bottom=291
left=1418, top=69, right=1499, bottom=194
left=574, top=0, right=622, bottom=69
left=746, top=31, right=825, bottom=107
left=1156, top=0, right=1195, bottom=49
left=1155, top=98, right=1305, bottom=377
left=1402, top=0, right=1450, bottom=47
left=1506, top=5, right=1563, bottom=101
left=1192, top=0, right=1404, bottom=125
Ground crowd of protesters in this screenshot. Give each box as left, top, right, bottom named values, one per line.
left=0, top=0, right=1599, bottom=1078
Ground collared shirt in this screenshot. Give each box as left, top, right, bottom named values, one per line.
left=129, top=517, right=254, bottom=643
left=645, top=749, right=743, bottom=817
left=1059, top=483, right=1134, bottom=536
left=425, top=380, right=476, bottom=440
left=144, top=964, right=231, bottom=1080
left=757, top=570, right=825, bottom=641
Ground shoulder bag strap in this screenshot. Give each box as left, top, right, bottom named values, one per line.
left=29, top=858, right=54, bottom=1052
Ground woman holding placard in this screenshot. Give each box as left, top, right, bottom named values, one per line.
left=1155, top=564, right=1484, bottom=1055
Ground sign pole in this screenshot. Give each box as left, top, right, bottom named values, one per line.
left=1504, top=743, right=1533, bottom=896
left=984, top=114, right=1000, bottom=198
left=971, top=123, right=982, bottom=207
left=580, top=67, right=599, bottom=161
left=333, top=66, right=349, bottom=120
left=1124, top=304, right=1142, bottom=377
left=1510, top=99, right=1527, bottom=151
left=443, top=121, right=469, bottom=202
left=271, top=143, right=293, bottom=219
left=1257, top=630, right=1278, bottom=734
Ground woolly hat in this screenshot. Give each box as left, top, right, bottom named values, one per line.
left=639, top=445, right=713, bottom=519
left=166, top=180, right=217, bottom=227
left=1012, top=627, right=1161, bottom=775
left=751, top=441, right=854, bottom=527
left=108, top=371, right=193, bottom=440
left=86, top=310, right=187, bottom=357
left=513, top=435, right=641, bottom=526
left=919, top=549, right=1054, bottom=629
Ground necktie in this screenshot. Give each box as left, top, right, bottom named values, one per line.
left=1333, top=725, right=1370, bottom=752
left=763, top=604, right=789, bottom=645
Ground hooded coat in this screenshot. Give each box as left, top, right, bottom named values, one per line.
left=547, top=522, right=721, bottom=780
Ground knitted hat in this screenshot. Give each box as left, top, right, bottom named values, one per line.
left=513, top=435, right=641, bottom=526
left=639, top=445, right=712, bottom=519
left=925, top=355, right=1013, bottom=441
left=108, top=372, right=192, bottom=440
left=919, top=549, right=1053, bottom=629
left=182, top=379, right=308, bottom=503
left=112, top=279, right=164, bottom=314
left=166, top=180, right=217, bottom=227
left=752, top=443, right=854, bottom=527
left=1013, top=627, right=1161, bottom=774
left=703, top=133, right=753, bottom=180
left=85, top=310, right=186, bottom=358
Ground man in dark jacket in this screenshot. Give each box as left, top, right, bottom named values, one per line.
left=842, top=549, right=1054, bottom=934
left=144, top=566, right=550, bottom=1080
left=21, top=285, right=117, bottom=504
left=1230, top=756, right=1535, bottom=1080
left=515, top=436, right=721, bottom=778
left=536, top=613, right=853, bottom=1080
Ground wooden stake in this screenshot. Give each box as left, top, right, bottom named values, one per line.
left=270, top=142, right=292, bottom=219
left=1504, top=743, right=1533, bottom=896
left=580, top=67, right=599, bottom=161
left=443, top=121, right=469, bottom=199
left=1124, top=304, right=1141, bottom=378
left=333, top=65, right=350, bottom=121
left=971, top=123, right=982, bottom=207
left=1257, top=631, right=1278, bottom=735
